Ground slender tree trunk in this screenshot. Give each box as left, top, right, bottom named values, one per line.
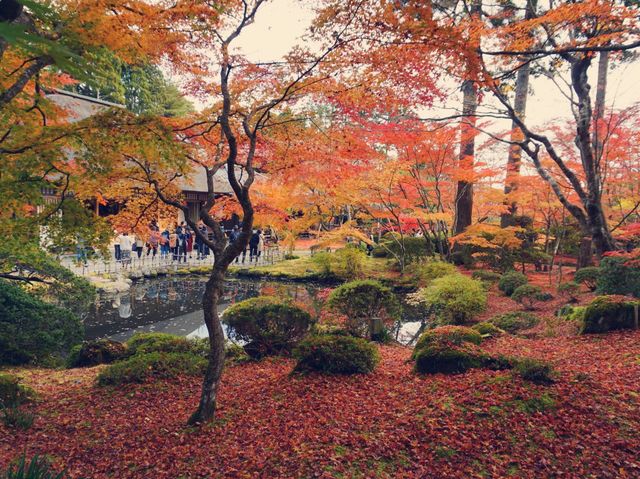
left=453, top=79, right=477, bottom=235
left=501, top=0, right=536, bottom=228
left=188, top=265, right=227, bottom=424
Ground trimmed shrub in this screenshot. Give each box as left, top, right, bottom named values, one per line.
left=225, top=342, right=250, bottom=364
left=472, top=321, right=504, bottom=338
left=294, top=335, right=379, bottom=374
left=414, top=342, right=485, bottom=374
left=581, top=295, right=640, bottom=334
left=498, top=271, right=528, bottom=297
left=489, top=312, right=539, bottom=334
left=332, top=246, right=366, bottom=280
left=557, top=281, right=580, bottom=301
left=0, top=280, right=82, bottom=365
left=407, top=261, right=457, bottom=287
left=511, top=284, right=543, bottom=310
left=0, top=374, right=34, bottom=409
left=126, top=333, right=195, bottom=356
left=66, top=339, right=127, bottom=368
left=327, top=280, right=400, bottom=340
left=513, top=358, right=556, bottom=385
left=422, top=274, right=487, bottom=325
left=223, top=296, right=313, bottom=358
left=2, top=454, right=69, bottom=478
left=471, top=270, right=502, bottom=283
left=574, top=266, right=600, bottom=291
left=597, top=257, right=640, bottom=297
left=97, top=352, right=206, bottom=386
left=414, top=326, right=482, bottom=355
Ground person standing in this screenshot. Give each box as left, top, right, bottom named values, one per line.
left=169, top=230, right=178, bottom=261
left=257, top=229, right=265, bottom=261
left=148, top=229, right=159, bottom=257
left=135, top=234, right=144, bottom=259
left=119, top=232, right=133, bottom=267
left=112, top=230, right=121, bottom=262
left=160, top=228, right=170, bottom=258
left=185, top=228, right=193, bottom=259
left=249, top=229, right=260, bottom=262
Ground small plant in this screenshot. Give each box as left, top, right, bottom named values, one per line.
left=225, top=342, right=250, bottom=364
left=557, top=282, right=580, bottom=302
left=414, top=341, right=485, bottom=374
left=421, top=274, right=487, bottom=325
left=332, top=246, right=366, bottom=280
left=1, top=454, right=68, bottom=479
left=0, top=374, right=34, bottom=409
left=471, top=270, right=502, bottom=283
left=513, top=393, right=556, bottom=414
left=511, top=284, right=543, bottom=310
left=472, top=321, right=504, bottom=338
left=97, top=351, right=206, bottom=386
left=223, top=296, right=314, bottom=358
left=283, top=254, right=299, bottom=260
left=498, top=271, right=528, bottom=297
left=327, top=280, right=400, bottom=340
left=513, top=358, right=556, bottom=385
left=294, top=335, right=379, bottom=374
left=413, top=326, right=483, bottom=357
left=2, top=407, right=35, bottom=430
left=489, top=312, right=539, bottom=334
left=574, top=266, right=600, bottom=291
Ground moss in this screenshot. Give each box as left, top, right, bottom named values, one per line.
left=66, top=339, right=127, bottom=368
left=126, top=333, right=197, bottom=356
left=581, top=295, right=640, bottom=334
left=414, top=326, right=483, bottom=355
left=513, top=358, right=556, bottom=385
left=472, top=321, right=504, bottom=338
left=471, top=270, right=502, bottom=283
left=489, top=312, right=539, bottom=334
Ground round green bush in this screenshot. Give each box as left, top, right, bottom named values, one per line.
left=414, top=325, right=482, bottom=354
left=294, top=335, right=379, bottom=374
left=574, top=266, right=600, bottom=291
left=0, top=280, right=82, bottom=365
left=597, top=257, right=640, bottom=297
left=407, top=261, right=457, bottom=287
left=511, top=284, right=543, bottom=310
left=557, top=281, right=580, bottom=300
left=67, top=339, right=127, bottom=368
left=498, top=271, right=528, bottom=297
left=513, top=358, right=556, bottom=385
left=489, top=311, right=539, bottom=334
left=328, top=280, right=400, bottom=340
left=371, top=237, right=433, bottom=265
left=97, top=352, right=207, bottom=386
left=581, top=295, right=640, bottom=334
left=223, top=296, right=313, bottom=358
left=472, top=321, right=504, bottom=338
left=422, top=273, right=487, bottom=325
left=414, top=342, right=485, bottom=374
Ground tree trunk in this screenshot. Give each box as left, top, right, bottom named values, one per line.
left=188, top=265, right=227, bottom=424
left=500, top=0, right=536, bottom=228
left=453, top=79, right=477, bottom=235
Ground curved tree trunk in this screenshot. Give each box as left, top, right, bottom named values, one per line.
left=453, top=79, right=477, bottom=235
left=188, top=265, right=228, bottom=424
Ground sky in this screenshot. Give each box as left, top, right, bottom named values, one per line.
left=197, top=0, right=640, bottom=130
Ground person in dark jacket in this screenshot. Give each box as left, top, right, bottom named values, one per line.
left=249, top=229, right=260, bottom=262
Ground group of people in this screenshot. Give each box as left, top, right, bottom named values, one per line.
left=111, top=221, right=270, bottom=266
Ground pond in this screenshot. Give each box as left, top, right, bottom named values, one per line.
left=83, top=277, right=421, bottom=344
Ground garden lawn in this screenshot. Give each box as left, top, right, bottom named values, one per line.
left=1, top=332, right=639, bottom=478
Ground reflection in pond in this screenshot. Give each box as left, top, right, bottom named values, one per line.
left=84, top=278, right=325, bottom=342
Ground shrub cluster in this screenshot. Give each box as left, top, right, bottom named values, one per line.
left=327, top=280, right=400, bottom=340
left=294, top=334, right=379, bottom=374
left=597, top=257, right=640, bottom=297
left=311, top=246, right=367, bottom=280
left=67, top=339, right=127, bottom=368
left=371, top=236, right=433, bottom=265
left=511, top=284, right=543, bottom=310
left=581, top=295, right=640, bottom=334
left=421, top=274, right=487, bottom=325
left=0, top=280, right=82, bottom=366
left=489, top=312, right=539, bottom=334
left=223, top=296, right=313, bottom=358
left=498, top=271, right=528, bottom=297
left=0, top=374, right=34, bottom=409
left=413, top=326, right=492, bottom=374
left=406, top=261, right=457, bottom=287
left=574, top=266, right=599, bottom=291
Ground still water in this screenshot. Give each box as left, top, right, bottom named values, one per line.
left=83, top=278, right=325, bottom=342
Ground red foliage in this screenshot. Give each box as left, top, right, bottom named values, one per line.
left=2, top=329, right=640, bottom=478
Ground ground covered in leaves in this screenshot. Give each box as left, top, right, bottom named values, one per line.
left=2, top=328, right=639, bottom=478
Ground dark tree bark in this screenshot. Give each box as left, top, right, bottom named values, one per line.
left=453, top=79, right=477, bottom=235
